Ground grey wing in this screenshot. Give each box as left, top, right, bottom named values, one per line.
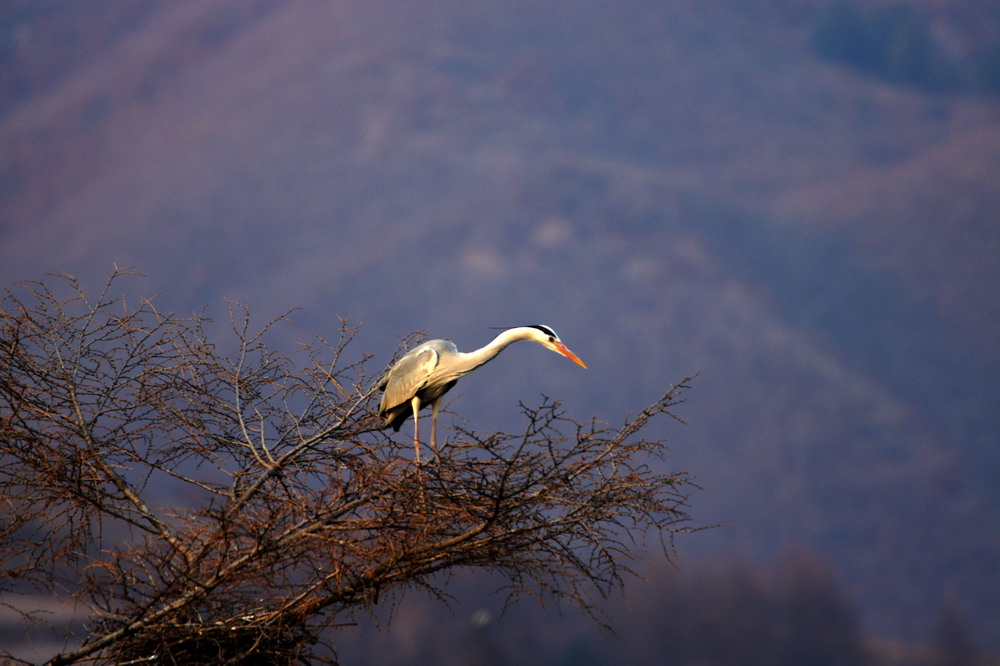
left=378, top=345, right=440, bottom=416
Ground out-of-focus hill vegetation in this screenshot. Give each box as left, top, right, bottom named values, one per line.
left=1, top=0, right=999, bottom=657
left=811, top=0, right=1000, bottom=94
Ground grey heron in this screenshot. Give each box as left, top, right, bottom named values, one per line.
left=377, top=325, right=587, bottom=463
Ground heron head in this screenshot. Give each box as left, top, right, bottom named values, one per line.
left=528, top=324, right=588, bottom=369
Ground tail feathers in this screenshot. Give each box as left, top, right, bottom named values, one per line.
left=380, top=406, right=409, bottom=432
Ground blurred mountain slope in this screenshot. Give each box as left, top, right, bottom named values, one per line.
left=1, top=0, right=999, bottom=648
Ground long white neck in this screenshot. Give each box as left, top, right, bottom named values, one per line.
left=455, top=327, right=541, bottom=375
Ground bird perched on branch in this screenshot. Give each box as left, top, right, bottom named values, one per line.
left=378, top=325, right=587, bottom=463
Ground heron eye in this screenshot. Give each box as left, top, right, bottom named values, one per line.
left=548, top=336, right=555, bottom=343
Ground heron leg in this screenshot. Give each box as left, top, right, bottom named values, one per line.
left=430, top=396, right=443, bottom=457
left=410, top=396, right=422, bottom=464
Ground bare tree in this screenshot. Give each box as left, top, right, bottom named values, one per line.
left=0, top=270, right=697, bottom=664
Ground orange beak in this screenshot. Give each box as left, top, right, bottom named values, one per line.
left=554, top=341, right=588, bottom=369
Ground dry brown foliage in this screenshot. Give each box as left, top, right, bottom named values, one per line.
left=0, top=270, right=696, bottom=665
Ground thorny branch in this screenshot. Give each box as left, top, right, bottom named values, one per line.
left=0, top=271, right=698, bottom=664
